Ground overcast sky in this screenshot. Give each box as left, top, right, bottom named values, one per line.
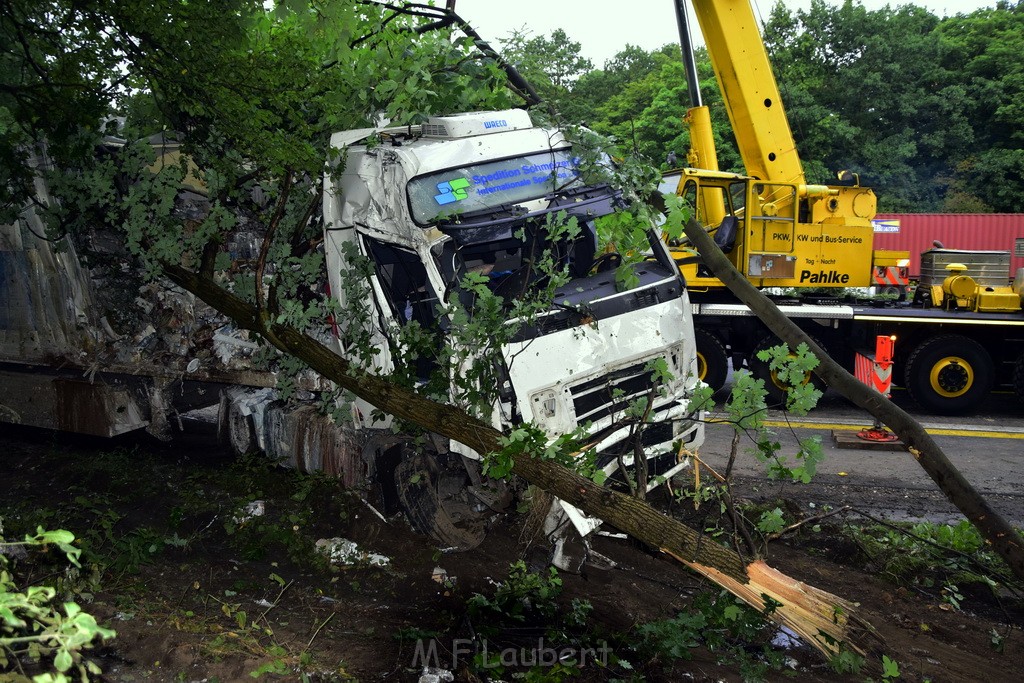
left=453, top=0, right=1001, bottom=67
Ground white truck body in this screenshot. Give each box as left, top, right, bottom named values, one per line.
left=323, top=110, right=703, bottom=489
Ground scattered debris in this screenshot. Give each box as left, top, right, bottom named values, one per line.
left=586, top=548, right=619, bottom=570
left=314, top=537, right=390, bottom=567
left=233, top=500, right=265, bottom=525
left=596, top=530, right=628, bottom=539
left=771, top=625, right=803, bottom=649
left=418, top=667, right=454, bottom=683
left=359, top=496, right=388, bottom=524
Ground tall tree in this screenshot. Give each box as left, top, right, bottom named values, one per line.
left=762, top=0, right=1024, bottom=212
left=498, top=28, right=592, bottom=110
left=935, top=1, right=1024, bottom=212
left=570, top=44, right=742, bottom=172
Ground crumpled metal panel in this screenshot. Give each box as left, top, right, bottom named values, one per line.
left=0, top=177, right=98, bottom=363
left=263, top=403, right=365, bottom=488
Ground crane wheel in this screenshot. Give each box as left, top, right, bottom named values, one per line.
left=905, top=334, right=993, bottom=415
left=694, top=328, right=728, bottom=392
left=749, top=333, right=828, bottom=408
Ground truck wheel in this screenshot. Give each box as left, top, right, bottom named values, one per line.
left=395, top=449, right=485, bottom=551
left=695, top=328, right=728, bottom=392
left=220, top=398, right=257, bottom=456
left=749, top=333, right=827, bottom=407
left=905, top=335, right=993, bottom=415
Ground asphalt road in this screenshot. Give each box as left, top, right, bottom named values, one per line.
left=696, top=384, right=1024, bottom=526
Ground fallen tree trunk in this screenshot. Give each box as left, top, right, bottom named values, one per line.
left=682, top=217, right=1024, bottom=583
left=164, top=263, right=880, bottom=659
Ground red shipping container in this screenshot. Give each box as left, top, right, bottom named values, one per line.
left=871, top=213, right=1024, bottom=281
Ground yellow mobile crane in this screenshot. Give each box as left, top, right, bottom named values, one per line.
left=667, top=0, right=1024, bottom=415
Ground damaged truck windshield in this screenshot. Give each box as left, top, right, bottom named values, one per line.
left=407, top=148, right=583, bottom=224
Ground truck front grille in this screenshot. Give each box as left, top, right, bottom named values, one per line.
left=569, top=361, right=655, bottom=423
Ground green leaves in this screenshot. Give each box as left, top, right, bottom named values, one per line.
left=756, top=508, right=787, bottom=535
left=1, top=526, right=116, bottom=681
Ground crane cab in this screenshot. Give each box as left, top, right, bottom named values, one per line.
left=667, top=168, right=880, bottom=290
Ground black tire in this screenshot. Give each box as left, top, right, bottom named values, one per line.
left=1015, top=351, right=1024, bottom=405
left=749, top=333, right=827, bottom=407
left=221, top=398, right=257, bottom=456
left=694, top=328, right=729, bottom=392
left=905, top=334, right=994, bottom=415
left=395, top=449, right=485, bottom=551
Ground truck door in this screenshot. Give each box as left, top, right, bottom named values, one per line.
left=745, top=182, right=798, bottom=280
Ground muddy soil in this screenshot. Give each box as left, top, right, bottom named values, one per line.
left=1, top=422, right=1021, bottom=682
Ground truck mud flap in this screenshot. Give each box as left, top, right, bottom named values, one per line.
left=395, top=450, right=486, bottom=551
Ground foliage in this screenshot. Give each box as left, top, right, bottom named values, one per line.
left=508, top=4, right=1024, bottom=213
left=843, top=518, right=1012, bottom=604
left=749, top=342, right=824, bottom=484
left=1, top=0, right=516, bottom=323
left=0, top=525, right=116, bottom=682
left=499, top=28, right=593, bottom=110
left=467, top=561, right=566, bottom=629
left=760, top=0, right=1024, bottom=212
left=463, top=561, right=607, bottom=679
left=636, top=589, right=784, bottom=676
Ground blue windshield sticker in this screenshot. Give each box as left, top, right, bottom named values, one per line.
left=434, top=177, right=471, bottom=205
left=431, top=156, right=582, bottom=207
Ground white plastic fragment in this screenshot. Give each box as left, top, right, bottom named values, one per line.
left=233, top=500, right=265, bottom=525
left=418, top=667, right=454, bottom=683
left=430, top=567, right=455, bottom=587
left=314, top=537, right=390, bottom=567
left=771, top=625, right=802, bottom=649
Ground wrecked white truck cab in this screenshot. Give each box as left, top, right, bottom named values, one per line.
left=322, top=110, right=705, bottom=556
left=0, top=111, right=704, bottom=561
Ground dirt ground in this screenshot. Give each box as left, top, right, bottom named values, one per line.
left=1, top=421, right=1021, bottom=683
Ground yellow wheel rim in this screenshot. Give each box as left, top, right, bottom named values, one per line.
left=929, top=356, right=973, bottom=398
left=696, top=352, right=708, bottom=382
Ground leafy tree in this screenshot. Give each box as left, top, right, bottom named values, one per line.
left=567, top=44, right=741, bottom=172
left=762, top=0, right=1024, bottom=212
left=934, top=1, right=1024, bottom=211
left=498, top=27, right=592, bottom=109
left=565, top=44, right=663, bottom=124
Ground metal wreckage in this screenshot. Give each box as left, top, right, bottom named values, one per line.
left=1, top=110, right=705, bottom=567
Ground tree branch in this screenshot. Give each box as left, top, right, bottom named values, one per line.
left=683, top=216, right=1024, bottom=583
left=159, top=260, right=879, bottom=660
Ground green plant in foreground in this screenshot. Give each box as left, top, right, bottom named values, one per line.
left=467, top=561, right=565, bottom=629
left=844, top=518, right=1007, bottom=604
left=637, top=589, right=783, bottom=678
left=1, top=525, right=116, bottom=682
left=881, top=654, right=901, bottom=680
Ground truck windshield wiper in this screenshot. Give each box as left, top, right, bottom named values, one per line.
left=437, top=202, right=528, bottom=226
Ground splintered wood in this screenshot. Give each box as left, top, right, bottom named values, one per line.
left=663, top=551, right=880, bottom=659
